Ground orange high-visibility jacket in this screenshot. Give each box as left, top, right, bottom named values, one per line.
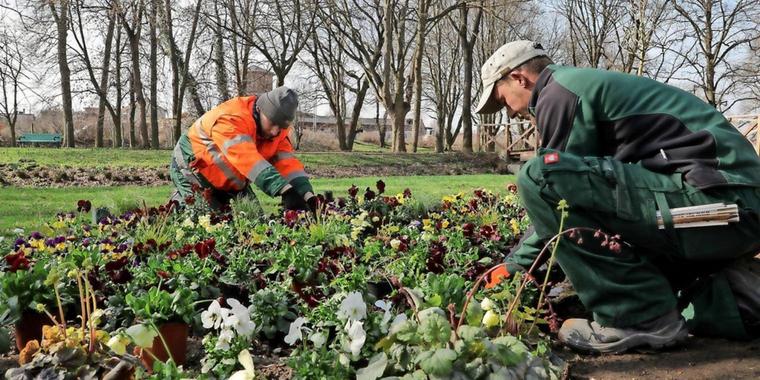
left=182, top=96, right=308, bottom=196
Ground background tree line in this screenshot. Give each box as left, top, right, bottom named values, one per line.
left=0, top=0, right=758, bottom=152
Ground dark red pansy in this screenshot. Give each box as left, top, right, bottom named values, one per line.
left=5, top=251, right=30, bottom=272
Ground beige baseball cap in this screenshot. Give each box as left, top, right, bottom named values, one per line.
left=475, top=40, right=547, bottom=114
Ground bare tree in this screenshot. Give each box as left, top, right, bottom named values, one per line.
left=70, top=1, right=118, bottom=148
left=409, top=1, right=463, bottom=152
left=47, top=0, right=76, bottom=147
left=669, top=0, right=760, bottom=111
left=455, top=0, right=484, bottom=153
left=305, top=7, right=372, bottom=151
left=227, top=0, right=319, bottom=86
left=608, top=0, right=669, bottom=75
left=558, top=0, right=623, bottom=68
left=158, top=0, right=205, bottom=143
left=113, top=19, right=126, bottom=147
left=0, top=25, right=27, bottom=147
left=326, top=0, right=418, bottom=152
left=210, top=2, right=232, bottom=101
left=114, top=0, right=149, bottom=148
left=423, top=13, right=462, bottom=153
left=148, top=0, right=159, bottom=148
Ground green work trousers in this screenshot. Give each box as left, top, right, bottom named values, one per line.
left=515, top=149, right=760, bottom=339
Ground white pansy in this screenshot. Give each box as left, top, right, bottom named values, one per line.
left=284, top=317, right=307, bottom=345
left=224, top=299, right=257, bottom=336
left=216, top=328, right=234, bottom=350
left=125, top=324, right=157, bottom=348
left=346, top=320, right=366, bottom=357
left=309, top=332, right=327, bottom=348
left=390, top=239, right=401, bottom=250
left=201, top=300, right=229, bottom=329
left=201, top=357, right=216, bottom=374
left=337, top=292, right=367, bottom=322
left=229, top=349, right=256, bottom=380
left=12, top=228, right=24, bottom=235
left=375, top=300, right=393, bottom=327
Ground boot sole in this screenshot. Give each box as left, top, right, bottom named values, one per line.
left=562, top=321, right=689, bottom=354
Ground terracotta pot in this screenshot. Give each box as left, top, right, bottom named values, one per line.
left=14, top=311, right=54, bottom=352
left=138, top=322, right=189, bottom=371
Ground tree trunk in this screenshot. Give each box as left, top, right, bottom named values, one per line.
left=113, top=23, right=124, bottom=148
left=7, top=118, right=17, bottom=148
left=457, top=4, right=482, bottom=153
left=376, top=102, right=386, bottom=148
left=129, top=77, right=136, bottom=148
left=410, top=0, right=429, bottom=153
left=50, top=1, right=75, bottom=147
left=149, top=0, right=159, bottom=149
left=96, top=14, right=116, bottom=148
left=346, top=80, right=369, bottom=150
left=213, top=3, right=231, bottom=101
left=124, top=4, right=149, bottom=148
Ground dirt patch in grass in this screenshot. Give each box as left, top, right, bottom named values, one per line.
left=0, top=154, right=510, bottom=188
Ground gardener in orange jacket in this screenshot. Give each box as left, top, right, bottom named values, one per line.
left=169, top=86, right=315, bottom=211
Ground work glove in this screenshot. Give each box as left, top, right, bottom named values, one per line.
left=304, top=192, right=318, bottom=213
left=281, top=187, right=308, bottom=211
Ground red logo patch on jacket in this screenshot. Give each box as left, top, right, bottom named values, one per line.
left=543, top=152, right=559, bottom=165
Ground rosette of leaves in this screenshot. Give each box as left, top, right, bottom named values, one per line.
left=249, top=287, right=298, bottom=340
left=361, top=307, right=563, bottom=379
left=125, top=287, right=198, bottom=325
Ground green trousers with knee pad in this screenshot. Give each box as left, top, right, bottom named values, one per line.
left=509, top=149, right=760, bottom=339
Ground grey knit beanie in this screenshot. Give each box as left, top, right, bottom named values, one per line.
left=258, top=86, right=299, bottom=126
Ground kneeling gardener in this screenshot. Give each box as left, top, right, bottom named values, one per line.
left=476, top=40, right=760, bottom=353
left=170, top=86, right=316, bottom=211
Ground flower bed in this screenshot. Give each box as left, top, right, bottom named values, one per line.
left=1, top=181, right=564, bottom=379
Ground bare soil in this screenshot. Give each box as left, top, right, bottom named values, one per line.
left=0, top=155, right=510, bottom=188
left=561, top=336, right=760, bottom=379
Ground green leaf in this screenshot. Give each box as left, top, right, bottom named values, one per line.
left=418, top=348, right=457, bottom=376
left=419, top=313, right=451, bottom=346
left=465, top=302, right=483, bottom=327
left=455, top=325, right=483, bottom=342
left=356, top=353, right=388, bottom=380
left=394, top=320, right=419, bottom=343
left=428, top=294, right=442, bottom=307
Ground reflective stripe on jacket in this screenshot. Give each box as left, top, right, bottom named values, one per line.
left=180, top=96, right=308, bottom=196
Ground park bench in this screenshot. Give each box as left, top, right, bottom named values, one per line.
left=16, top=133, right=63, bottom=148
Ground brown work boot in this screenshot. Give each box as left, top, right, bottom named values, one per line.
left=558, top=310, right=688, bottom=354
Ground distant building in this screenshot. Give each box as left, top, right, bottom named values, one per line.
left=244, top=65, right=275, bottom=95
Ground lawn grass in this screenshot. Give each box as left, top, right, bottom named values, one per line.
left=0, top=147, right=490, bottom=169
left=0, top=174, right=515, bottom=237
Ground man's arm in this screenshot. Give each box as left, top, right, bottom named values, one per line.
left=271, top=133, right=314, bottom=200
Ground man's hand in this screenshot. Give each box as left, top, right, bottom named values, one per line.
left=282, top=187, right=307, bottom=211
left=304, top=192, right=318, bottom=213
